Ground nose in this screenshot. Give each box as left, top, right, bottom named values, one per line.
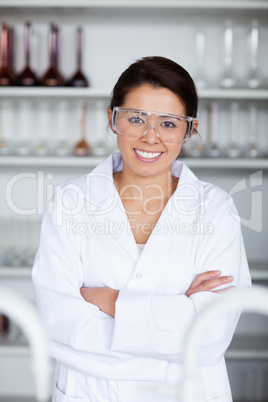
left=142, top=126, right=160, bottom=144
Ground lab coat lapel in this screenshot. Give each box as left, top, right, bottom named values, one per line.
left=135, top=160, right=211, bottom=268
left=81, top=153, right=139, bottom=263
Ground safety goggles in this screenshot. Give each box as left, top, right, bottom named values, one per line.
left=112, top=107, right=197, bottom=144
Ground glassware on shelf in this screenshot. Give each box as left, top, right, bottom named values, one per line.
left=0, top=100, right=14, bottom=155
left=93, top=100, right=109, bottom=156
left=16, top=100, right=33, bottom=155
left=17, top=22, right=39, bottom=86
left=247, top=20, right=262, bottom=89
left=40, top=23, right=64, bottom=86
left=0, top=217, right=41, bottom=268
left=184, top=105, right=206, bottom=158
left=73, top=102, right=91, bottom=156
left=0, top=314, right=10, bottom=340
left=0, top=23, right=16, bottom=86
left=206, top=103, right=222, bottom=158
left=245, top=103, right=260, bottom=158
left=226, top=102, right=242, bottom=158
left=7, top=25, right=14, bottom=73
left=220, top=20, right=237, bottom=89
left=194, top=28, right=208, bottom=90
left=34, top=101, right=50, bottom=155
left=54, top=101, right=70, bottom=156
left=67, top=27, right=89, bottom=87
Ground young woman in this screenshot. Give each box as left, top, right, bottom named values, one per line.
left=32, top=56, right=251, bottom=402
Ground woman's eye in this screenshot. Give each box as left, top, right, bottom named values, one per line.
left=128, top=116, right=144, bottom=124
left=161, top=121, right=176, bottom=128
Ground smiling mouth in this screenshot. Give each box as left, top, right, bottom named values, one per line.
left=134, top=148, right=162, bottom=159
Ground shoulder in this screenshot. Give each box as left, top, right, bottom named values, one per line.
left=179, top=161, right=237, bottom=218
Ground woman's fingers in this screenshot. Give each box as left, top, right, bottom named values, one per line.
left=189, top=270, right=221, bottom=289
left=186, top=274, right=234, bottom=297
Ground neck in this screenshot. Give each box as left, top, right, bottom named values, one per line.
left=114, top=161, right=178, bottom=202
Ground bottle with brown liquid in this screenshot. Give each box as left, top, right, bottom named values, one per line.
left=67, top=27, right=89, bottom=87
left=0, top=23, right=16, bottom=86
left=17, top=22, right=39, bottom=86
left=40, top=23, right=64, bottom=86
left=73, top=102, right=91, bottom=156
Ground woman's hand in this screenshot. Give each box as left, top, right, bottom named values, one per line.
left=80, top=287, right=119, bottom=317
left=185, top=270, right=236, bottom=297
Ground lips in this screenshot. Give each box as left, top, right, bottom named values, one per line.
left=134, top=148, right=162, bottom=159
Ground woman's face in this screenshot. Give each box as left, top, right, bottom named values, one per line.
left=107, top=84, right=198, bottom=179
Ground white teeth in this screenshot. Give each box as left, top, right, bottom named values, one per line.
left=134, top=149, right=161, bottom=159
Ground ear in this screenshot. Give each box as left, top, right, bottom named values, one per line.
left=193, top=119, right=199, bottom=135
left=107, top=108, right=113, bottom=131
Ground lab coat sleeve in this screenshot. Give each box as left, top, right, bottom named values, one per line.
left=32, top=186, right=168, bottom=381
left=111, top=194, right=252, bottom=364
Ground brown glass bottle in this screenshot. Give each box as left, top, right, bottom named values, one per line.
left=73, top=103, right=91, bottom=156
left=67, top=27, right=89, bottom=87
left=0, top=23, right=16, bottom=86
left=17, top=22, right=39, bottom=86
left=40, top=23, right=64, bottom=86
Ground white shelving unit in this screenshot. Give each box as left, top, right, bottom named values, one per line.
left=0, top=0, right=268, bottom=400
left=1, top=87, right=268, bottom=99
left=1, top=155, right=268, bottom=169
left=1, top=0, right=268, bottom=9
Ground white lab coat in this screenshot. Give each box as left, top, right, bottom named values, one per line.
left=32, top=153, right=251, bottom=402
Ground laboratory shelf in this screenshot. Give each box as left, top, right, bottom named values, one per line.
left=0, top=395, right=37, bottom=402
left=226, top=335, right=268, bottom=360
left=0, top=87, right=111, bottom=99
left=0, top=342, right=29, bottom=356
left=1, top=0, right=268, bottom=9
left=0, top=155, right=105, bottom=167
left=1, top=87, right=268, bottom=100
left=1, top=155, right=268, bottom=169
left=0, top=267, right=32, bottom=277
left=0, top=397, right=38, bottom=402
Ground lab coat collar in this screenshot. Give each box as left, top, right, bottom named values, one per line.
left=78, top=153, right=211, bottom=262
left=80, top=152, right=210, bottom=214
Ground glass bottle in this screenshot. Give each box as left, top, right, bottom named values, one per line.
left=0, top=314, right=10, bottom=339
left=245, top=103, right=260, bottom=158
left=7, top=26, right=14, bottom=72
left=194, top=28, right=208, bottom=89
left=206, top=102, right=222, bottom=157
left=67, top=27, right=89, bottom=87
left=0, top=23, right=16, bottom=86
left=220, top=20, right=237, bottom=88
left=226, top=102, right=242, bottom=158
left=40, top=23, right=64, bottom=86
left=17, top=22, right=39, bottom=86
left=73, top=102, right=91, bottom=156
left=247, top=20, right=262, bottom=89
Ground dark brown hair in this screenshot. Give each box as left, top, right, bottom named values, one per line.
left=109, top=56, right=198, bottom=117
